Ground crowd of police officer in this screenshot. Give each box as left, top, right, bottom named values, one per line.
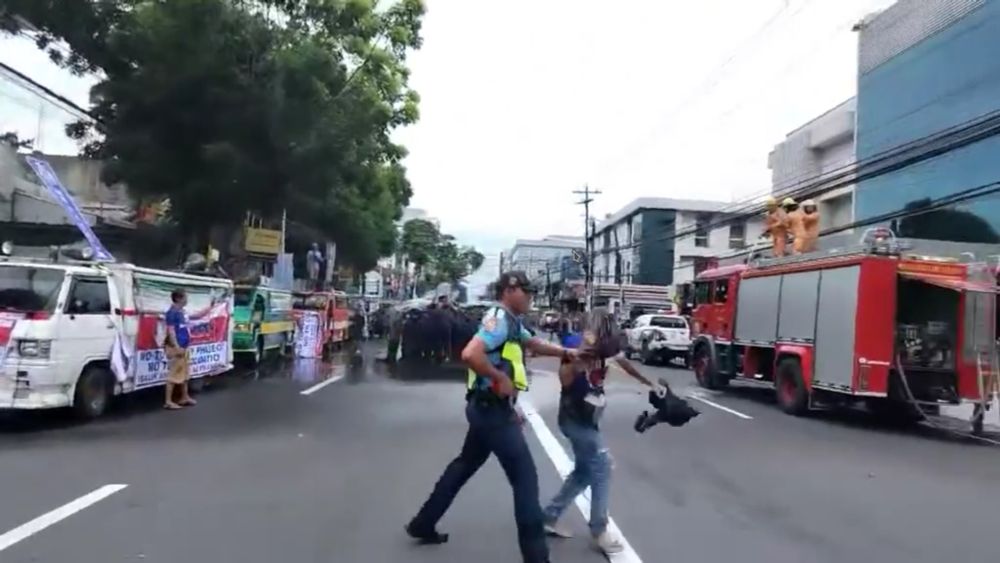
left=385, top=296, right=481, bottom=363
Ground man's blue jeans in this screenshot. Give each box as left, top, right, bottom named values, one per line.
left=543, top=419, right=611, bottom=536
left=409, top=401, right=549, bottom=563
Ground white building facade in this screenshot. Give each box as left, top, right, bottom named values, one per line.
left=504, top=236, right=584, bottom=284
left=768, top=97, right=857, bottom=232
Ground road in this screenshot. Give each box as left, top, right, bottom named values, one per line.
left=2, top=343, right=999, bottom=563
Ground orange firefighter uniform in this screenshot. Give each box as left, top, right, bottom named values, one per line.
left=791, top=199, right=820, bottom=254
left=764, top=197, right=790, bottom=257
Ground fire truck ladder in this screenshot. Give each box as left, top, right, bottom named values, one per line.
left=973, top=348, right=999, bottom=435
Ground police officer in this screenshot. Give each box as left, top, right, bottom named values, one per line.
left=406, top=271, right=583, bottom=563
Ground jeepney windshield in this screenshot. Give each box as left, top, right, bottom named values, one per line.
left=234, top=287, right=254, bottom=307
left=0, top=266, right=65, bottom=313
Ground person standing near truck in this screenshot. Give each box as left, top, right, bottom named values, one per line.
left=163, top=288, right=214, bottom=410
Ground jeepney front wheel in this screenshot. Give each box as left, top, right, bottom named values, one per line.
left=73, top=365, right=114, bottom=420
left=693, top=344, right=723, bottom=390
left=775, top=358, right=809, bottom=416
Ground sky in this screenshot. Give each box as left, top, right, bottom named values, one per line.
left=0, top=0, right=897, bottom=293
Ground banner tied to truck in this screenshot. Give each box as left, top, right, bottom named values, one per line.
left=294, top=310, right=323, bottom=358
left=125, top=277, right=231, bottom=389
left=0, top=312, right=25, bottom=370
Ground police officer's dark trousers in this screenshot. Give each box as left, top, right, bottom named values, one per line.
left=409, top=400, right=549, bottom=563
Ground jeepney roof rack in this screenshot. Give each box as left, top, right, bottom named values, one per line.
left=0, top=240, right=108, bottom=265
left=749, top=227, right=909, bottom=269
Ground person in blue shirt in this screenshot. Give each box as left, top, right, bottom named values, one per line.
left=163, top=289, right=215, bottom=410
left=407, top=271, right=584, bottom=563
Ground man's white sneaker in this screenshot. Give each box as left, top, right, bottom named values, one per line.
left=544, top=520, right=573, bottom=539
left=593, top=531, right=624, bottom=554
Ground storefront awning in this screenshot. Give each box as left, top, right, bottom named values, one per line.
left=899, top=272, right=1000, bottom=293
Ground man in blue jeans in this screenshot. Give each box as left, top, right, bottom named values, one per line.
left=406, top=271, right=583, bottom=563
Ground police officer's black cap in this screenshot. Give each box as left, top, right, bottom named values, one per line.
left=497, top=271, right=535, bottom=294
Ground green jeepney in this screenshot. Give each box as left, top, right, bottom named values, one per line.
left=232, top=284, right=295, bottom=364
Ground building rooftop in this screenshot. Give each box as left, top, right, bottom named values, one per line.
left=779, top=96, right=856, bottom=140
left=595, top=197, right=730, bottom=234
left=510, top=236, right=583, bottom=250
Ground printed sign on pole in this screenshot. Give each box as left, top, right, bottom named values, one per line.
left=24, top=156, right=115, bottom=261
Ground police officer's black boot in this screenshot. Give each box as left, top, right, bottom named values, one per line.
left=404, top=521, right=449, bottom=544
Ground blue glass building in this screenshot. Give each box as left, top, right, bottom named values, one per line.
left=855, top=0, right=1000, bottom=243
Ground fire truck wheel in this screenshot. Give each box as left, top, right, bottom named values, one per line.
left=73, top=365, right=114, bottom=420
left=693, top=344, right=721, bottom=390
left=775, top=358, right=808, bottom=416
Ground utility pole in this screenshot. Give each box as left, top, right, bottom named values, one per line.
left=573, top=185, right=601, bottom=311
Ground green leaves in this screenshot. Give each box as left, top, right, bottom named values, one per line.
left=3, top=0, right=425, bottom=271
left=400, top=218, right=439, bottom=269
left=399, top=219, right=484, bottom=288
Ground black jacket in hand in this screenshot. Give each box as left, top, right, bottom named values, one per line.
left=634, top=378, right=700, bottom=433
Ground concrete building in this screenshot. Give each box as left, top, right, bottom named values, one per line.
left=854, top=0, right=1000, bottom=244
left=0, top=145, right=137, bottom=255
left=590, top=197, right=765, bottom=289
left=768, top=97, right=856, bottom=231
left=504, top=236, right=584, bottom=283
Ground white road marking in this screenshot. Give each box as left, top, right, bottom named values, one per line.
left=519, top=398, right=643, bottom=563
left=0, top=484, right=128, bottom=553
left=687, top=392, right=753, bottom=420
left=300, top=374, right=345, bottom=396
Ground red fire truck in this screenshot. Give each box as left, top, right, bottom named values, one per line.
left=690, top=229, right=998, bottom=432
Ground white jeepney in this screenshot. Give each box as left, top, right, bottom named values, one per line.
left=0, top=255, right=234, bottom=418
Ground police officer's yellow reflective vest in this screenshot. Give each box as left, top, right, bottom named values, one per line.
left=467, top=308, right=529, bottom=394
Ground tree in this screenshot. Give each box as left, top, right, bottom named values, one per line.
left=400, top=218, right=439, bottom=280
left=462, top=247, right=485, bottom=272
left=895, top=198, right=1000, bottom=244
left=0, top=0, right=424, bottom=271
left=397, top=218, right=484, bottom=293
left=1, top=131, right=32, bottom=150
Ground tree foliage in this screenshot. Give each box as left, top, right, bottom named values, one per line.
left=0, top=0, right=424, bottom=271
left=399, top=218, right=439, bottom=271
left=399, top=218, right=484, bottom=287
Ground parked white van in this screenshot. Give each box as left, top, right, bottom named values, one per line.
left=0, top=255, right=234, bottom=418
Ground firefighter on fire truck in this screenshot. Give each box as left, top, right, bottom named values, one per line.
left=790, top=198, right=821, bottom=254
left=763, top=196, right=790, bottom=257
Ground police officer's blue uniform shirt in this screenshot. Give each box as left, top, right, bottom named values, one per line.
left=472, top=307, right=532, bottom=390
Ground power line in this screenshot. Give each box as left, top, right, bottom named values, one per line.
left=591, top=106, right=1000, bottom=258
left=546, top=181, right=1000, bottom=287
left=0, top=61, right=97, bottom=123
left=594, top=0, right=816, bottom=181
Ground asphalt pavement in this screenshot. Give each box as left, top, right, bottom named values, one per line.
left=1, top=343, right=999, bottom=563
